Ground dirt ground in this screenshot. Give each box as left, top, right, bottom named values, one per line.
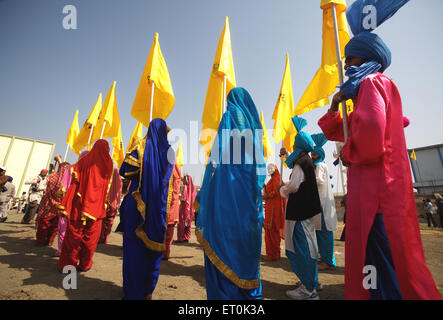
left=0, top=208, right=442, bottom=300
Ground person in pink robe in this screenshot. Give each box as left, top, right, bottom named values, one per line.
left=99, top=168, right=123, bottom=244
left=176, top=175, right=197, bottom=243
left=55, top=150, right=89, bottom=256
left=163, top=163, right=181, bottom=259
left=318, top=33, right=440, bottom=300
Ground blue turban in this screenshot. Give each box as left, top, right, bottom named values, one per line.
left=345, top=32, right=391, bottom=72
left=311, top=133, right=328, bottom=167
left=285, top=116, right=314, bottom=169
left=7, top=176, right=13, bottom=182
left=340, top=32, right=392, bottom=98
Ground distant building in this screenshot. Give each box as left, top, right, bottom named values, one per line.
left=408, top=144, right=443, bottom=194
left=0, top=134, right=55, bottom=196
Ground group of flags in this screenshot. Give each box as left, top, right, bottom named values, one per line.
left=64, top=32, right=179, bottom=169
left=64, top=0, right=410, bottom=172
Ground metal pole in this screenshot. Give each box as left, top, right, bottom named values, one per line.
left=87, top=124, right=94, bottom=148
left=150, top=81, right=155, bottom=124
left=331, top=3, right=349, bottom=143
left=336, top=143, right=347, bottom=194
left=100, top=121, right=106, bottom=139
left=223, top=75, right=227, bottom=113
left=280, top=142, right=284, bottom=185
left=63, top=144, right=69, bottom=162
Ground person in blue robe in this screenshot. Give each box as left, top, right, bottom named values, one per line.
left=119, top=118, right=174, bottom=300
left=195, top=87, right=267, bottom=300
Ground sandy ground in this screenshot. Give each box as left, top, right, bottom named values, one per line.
left=0, top=208, right=442, bottom=300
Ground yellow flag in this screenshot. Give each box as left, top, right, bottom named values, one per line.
left=294, top=0, right=351, bottom=116
left=260, top=111, right=274, bottom=161
left=112, top=123, right=125, bottom=168
left=200, top=16, right=237, bottom=159
left=127, top=121, right=144, bottom=153
left=131, top=33, right=175, bottom=128
left=92, top=81, right=121, bottom=142
left=272, top=54, right=297, bottom=152
left=410, top=149, right=417, bottom=161
left=67, top=110, right=80, bottom=155
left=176, top=140, right=184, bottom=167
left=73, top=93, right=102, bottom=152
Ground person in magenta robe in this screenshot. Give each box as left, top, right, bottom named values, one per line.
left=318, top=32, right=440, bottom=300
left=176, top=174, right=197, bottom=243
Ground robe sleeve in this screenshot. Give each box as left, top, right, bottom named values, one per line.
left=341, top=77, right=387, bottom=165
left=315, top=164, right=327, bottom=188
left=318, top=110, right=345, bottom=143
left=280, top=165, right=304, bottom=198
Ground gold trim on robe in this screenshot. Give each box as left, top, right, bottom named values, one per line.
left=195, top=228, right=260, bottom=290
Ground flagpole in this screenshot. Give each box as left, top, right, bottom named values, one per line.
left=150, top=81, right=155, bottom=124
left=280, top=141, right=284, bottom=185
left=331, top=3, right=348, bottom=195
left=87, top=124, right=94, bottom=146
left=63, top=144, right=69, bottom=162
left=223, top=75, right=227, bottom=113
left=331, top=3, right=349, bottom=143
left=100, top=122, right=106, bottom=139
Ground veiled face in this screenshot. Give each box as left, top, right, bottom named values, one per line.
left=267, top=164, right=275, bottom=176
left=344, top=56, right=366, bottom=70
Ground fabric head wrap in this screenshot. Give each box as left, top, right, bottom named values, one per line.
left=340, top=32, right=391, bottom=98
left=345, top=32, right=392, bottom=72
left=7, top=176, right=13, bottom=182
left=285, top=116, right=314, bottom=169
left=311, top=133, right=328, bottom=166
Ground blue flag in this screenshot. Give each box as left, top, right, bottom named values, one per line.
left=346, top=0, right=410, bottom=35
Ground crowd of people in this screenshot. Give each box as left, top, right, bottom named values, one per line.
left=1, top=28, right=442, bottom=301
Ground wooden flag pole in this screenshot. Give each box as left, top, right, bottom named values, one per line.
left=150, top=81, right=155, bottom=124
left=331, top=3, right=349, bottom=143
left=63, top=144, right=69, bottom=162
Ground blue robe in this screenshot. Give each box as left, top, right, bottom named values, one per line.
left=196, top=87, right=266, bottom=300
left=120, top=119, right=174, bottom=300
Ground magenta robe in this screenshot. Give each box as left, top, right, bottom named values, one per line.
left=318, top=73, right=440, bottom=300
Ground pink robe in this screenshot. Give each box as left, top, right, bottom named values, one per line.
left=56, top=165, right=73, bottom=255
left=318, top=73, right=440, bottom=300
left=163, top=164, right=181, bottom=258
left=177, top=175, right=197, bottom=242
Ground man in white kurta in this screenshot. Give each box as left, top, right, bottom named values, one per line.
left=21, top=169, right=48, bottom=224
left=311, top=134, right=338, bottom=271
left=0, top=177, right=16, bottom=222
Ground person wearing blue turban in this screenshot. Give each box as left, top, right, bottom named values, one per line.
left=195, top=87, right=266, bottom=300
left=279, top=116, right=322, bottom=300
left=339, top=31, right=392, bottom=99
left=310, top=133, right=338, bottom=272
left=318, top=1, right=441, bottom=299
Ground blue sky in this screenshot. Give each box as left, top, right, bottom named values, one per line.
left=1, top=0, right=442, bottom=190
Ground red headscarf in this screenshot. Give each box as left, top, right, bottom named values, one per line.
left=59, top=140, right=114, bottom=223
